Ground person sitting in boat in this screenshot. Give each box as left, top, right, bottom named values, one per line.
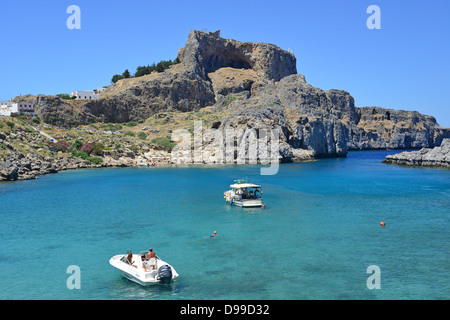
left=143, top=248, right=157, bottom=271
left=127, top=251, right=137, bottom=268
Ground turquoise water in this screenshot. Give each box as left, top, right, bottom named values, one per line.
left=0, top=150, right=449, bottom=300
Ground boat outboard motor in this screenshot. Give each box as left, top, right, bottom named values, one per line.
left=157, top=264, right=172, bottom=285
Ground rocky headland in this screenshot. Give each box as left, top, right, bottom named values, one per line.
left=0, top=116, right=174, bottom=182
left=3, top=30, right=450, bottom=181
left=382, top=138, right=450, bottom=168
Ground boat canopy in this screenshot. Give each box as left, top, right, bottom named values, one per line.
left=230, top=183, right=261, bottom=189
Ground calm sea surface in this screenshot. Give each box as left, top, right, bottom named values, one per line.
left=0, top=150, right=449, bottom=300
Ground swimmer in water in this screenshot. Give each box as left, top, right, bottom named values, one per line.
left=210, top=231, right=217, bottom=237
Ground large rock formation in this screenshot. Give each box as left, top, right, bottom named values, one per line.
left=13, top=30, right=450, bottom=162
left=209, top=74, right=353, bottom=161
left=177, top=30, right=297, bottom=82
left=382, top=138, right=450, bottom=168
left=349, top=107, right=449, bottom=150
left=13, top=95, right=98, bottom=127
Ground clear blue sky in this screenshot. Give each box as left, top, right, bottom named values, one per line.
left=1, top=0, right=449, bottom=126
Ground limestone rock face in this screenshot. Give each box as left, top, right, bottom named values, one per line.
left=210, top=74, right=352, bottom=161
left=13, top=95, right=97, bottom=127
left=178, top=30, right=297, bottom=82
left=349, top=107, right=449, bottom=150
left=83, top=66, right=216, bottom=123
left=208, top=67, right=263, bottom=98
left=382, top=138, right=450, bottom=168
left=0, top=161, right=19, bottom=181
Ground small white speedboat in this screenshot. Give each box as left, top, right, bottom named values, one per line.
left=109, top=251, right=179, bottom=286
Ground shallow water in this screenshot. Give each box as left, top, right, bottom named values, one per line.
left=0, top=150, right=449, bottom=299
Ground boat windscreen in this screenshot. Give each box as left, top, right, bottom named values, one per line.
left=120, top=256, right=131, bottom=265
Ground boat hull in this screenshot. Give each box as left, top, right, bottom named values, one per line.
left=233, top=199, right=263, bottom=207
left=120, top=270, right=154, bottom=286
left=109, top=254, right=178, bottom=286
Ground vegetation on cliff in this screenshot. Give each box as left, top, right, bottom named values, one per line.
left=111, top=58, right=180, bottom=83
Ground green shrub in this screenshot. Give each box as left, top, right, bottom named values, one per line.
left=70, top=150, right=88, bottom=159
left=103, top=123, right=123, bottom=131
left=72, top=140, right=83, bottom=151
left=56, top=94, right=73, bottom=100
left=129, top=145, right=139, bottom=154
left=91, top=142, right=104, bottom=156
left=111, top=74, right=124, bottom=83
left=87, top=156, right=103, bottom=164
left=138, top=132, right=147, bottom=140
left=6, top=121, right=14, bottom=129
left=151, top=136, right=176, bottom=153
left=122, top=69, right=131, bottom=78
left=70, top=149, right=103, bottom=164
left=124, top=131, right=135, bottom=137
left=125, top=121, right=137, bottom=127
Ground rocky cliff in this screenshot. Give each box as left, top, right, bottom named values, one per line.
left=177, top=30, right=297, bottom=82
left=208, top=74, right=352, bottom=161
left=349, top=107, right=449, bottom=150
left=13, top=30, right=450, bottom=162
left=382, top=138, right=450, bottom=168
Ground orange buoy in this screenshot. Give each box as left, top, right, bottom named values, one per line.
left=380, top=221, right=386, bottom=227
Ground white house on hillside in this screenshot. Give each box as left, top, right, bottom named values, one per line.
left=0, top=101, right=35, bottom=116
left=71, top=90, right=100, bottom=100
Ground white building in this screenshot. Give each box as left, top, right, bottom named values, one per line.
left=71, top=90, right=100, bottom=100
left=0, top=101, right=35, bottom=116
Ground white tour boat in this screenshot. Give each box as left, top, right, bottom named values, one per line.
left=224, top=179, right=264, bottom=208
left=109, top=251, right=179, bottom=286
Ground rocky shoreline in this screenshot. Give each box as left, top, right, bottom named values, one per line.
left=2, top=120, right=449, bottom=182
left=382, top=139, right=450, bottom=168
left=0, top=152, right=172, bottom=182
left=0, top=118, right=173, bottom=182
